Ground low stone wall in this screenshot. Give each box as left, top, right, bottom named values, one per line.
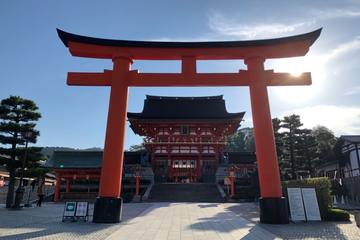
left=0, top=185, right=55, bottom=204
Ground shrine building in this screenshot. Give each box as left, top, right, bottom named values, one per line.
left=46, top=95, right=257, bottom=202
left=128, top=95, right=245, bottom=183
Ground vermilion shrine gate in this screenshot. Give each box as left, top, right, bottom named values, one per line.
left=57, top=28, right=321, bottom=224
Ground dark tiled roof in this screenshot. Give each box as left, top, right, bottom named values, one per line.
left=127, top=95, right=245, bottom=120
left=340, top=135, right=360, bottom=144
left=225, top=152, right=257, bottom=164
left=44, top=151, right=146, bottom=169
left=57, top=28, right=321, bottom=49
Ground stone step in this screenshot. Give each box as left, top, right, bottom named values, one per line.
left=147, top=183, right=224, bottom=202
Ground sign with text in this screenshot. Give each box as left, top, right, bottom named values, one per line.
left=75, top=201, right=88, bottom=217
left=287, top=188, right=306, bottom=221
left=63, top=202, right=76, bottom=217
left=302, top=188, right=321, bottom=221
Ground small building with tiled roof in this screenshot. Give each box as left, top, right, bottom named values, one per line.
left=45, top=150, right=153, bottom=201
left=317, top=135, right=360, bottom=178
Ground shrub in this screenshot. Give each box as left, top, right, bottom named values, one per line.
left=325, top=208, right=350, bottom=221
left=282, top=177, right=332, bottom=220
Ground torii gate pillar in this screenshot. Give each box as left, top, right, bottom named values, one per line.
left=93, top=57, right=131, bottom=223
left=247, top=57, right=287, bottom=223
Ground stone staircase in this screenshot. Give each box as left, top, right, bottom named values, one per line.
left=147, top=183, right=224, bottom=202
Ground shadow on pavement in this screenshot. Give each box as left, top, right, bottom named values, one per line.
left=0, top=202, right=153, bottom=240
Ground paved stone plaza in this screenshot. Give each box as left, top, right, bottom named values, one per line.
left=0, top=202, right=359, bottom=240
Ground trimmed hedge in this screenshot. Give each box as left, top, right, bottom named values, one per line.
left=325, top=208, right=350, bottom=221
left=282, top=177, right=332, bottom=220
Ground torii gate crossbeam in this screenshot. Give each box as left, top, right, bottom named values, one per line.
left=57, top=28, right=321, bottom=224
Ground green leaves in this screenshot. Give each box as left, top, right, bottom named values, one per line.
left=0, top=96, right=42, bottom=170
left=273, top=114, right=329, bottom=180
left=225, top=128, right=255, bottom=152
left=0, top=96, right=41, bottom=123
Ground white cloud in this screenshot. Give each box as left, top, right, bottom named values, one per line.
left=208, top=7, right=360, bottom=39
left=344, top=86, right=360, bottom=96
left=312, top=8, right=360, bottom=20
left=322, top=36, right=360, bottom=62
left=279, top=105, right=360, bottom=136
left=208, top=13, right=313, bottom=39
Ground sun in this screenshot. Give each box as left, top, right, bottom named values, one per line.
left=267, top=56, right=325, bottom=103
left=290, top=71, right=303, bottom=77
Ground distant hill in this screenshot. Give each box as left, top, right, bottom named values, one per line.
left=41, top=147, right=103, bottom=158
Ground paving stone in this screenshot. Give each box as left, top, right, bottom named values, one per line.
left=0, top=202, right=359, bottom=239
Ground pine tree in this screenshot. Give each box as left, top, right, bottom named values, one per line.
left=272, top=118, right=286, bottom=179
left=0, top=96, right=41, bottom=208
left=281, top=114, right=303, bottom=180
left=297, top=128, right=319, bottom=177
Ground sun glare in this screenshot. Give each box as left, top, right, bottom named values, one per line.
left=268, top=56, right=325, bottom=103
left=290, top=72, right=302, bottom=77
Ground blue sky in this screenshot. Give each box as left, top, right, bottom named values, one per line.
left=1, top=0, right=360, bottom=149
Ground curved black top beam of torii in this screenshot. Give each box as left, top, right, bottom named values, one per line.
left=57, top=28, right=321, bottom=49
left=57, top=28, right=322, bottom=60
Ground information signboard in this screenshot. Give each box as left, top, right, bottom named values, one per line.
left=302, top=188, right=321, bottom=221
left=63, top=202, right=76, bottom=217
left=75, top=201, right=89, bottom=221
left=62, top=201, right=89, bottom=222
left=62, top=201, right=77, bottom=222
left=287, top=188, right=306, bottom=221
left=75, top=202, right=88, bottom=217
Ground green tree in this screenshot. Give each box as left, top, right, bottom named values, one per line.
left=281, top=114, right=303, bottom=180
left=312, top=125, right=337, bottom=165
left=128, top=143, right=145, bottom=152
left=0, top=96, right=41, bottom=208
left=272, top=118, right=286, bottom=178
left=225, top=127, right=255, bottom=152
left=297, top=128, right=319, bottom=177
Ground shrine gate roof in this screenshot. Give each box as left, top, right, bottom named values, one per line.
left=57, top=28, right=321, bottom=59
left=127, top=95, right=245, bottom=120
left=44, top=151, right=145, bottom=169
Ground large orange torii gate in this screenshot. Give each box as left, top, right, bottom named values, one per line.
left=57, top=28, right=321, bottom=224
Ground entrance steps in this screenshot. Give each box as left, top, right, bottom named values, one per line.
left=147, top=183, right=224, bottom=202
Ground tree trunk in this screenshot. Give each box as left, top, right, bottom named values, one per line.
left=289, top=130, right=296, bottom=180
left=6, top=133, right=18, bottom=208
left=304, top=141, right=313, bottom=177
left=5, top=170, right=15, bottom=208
